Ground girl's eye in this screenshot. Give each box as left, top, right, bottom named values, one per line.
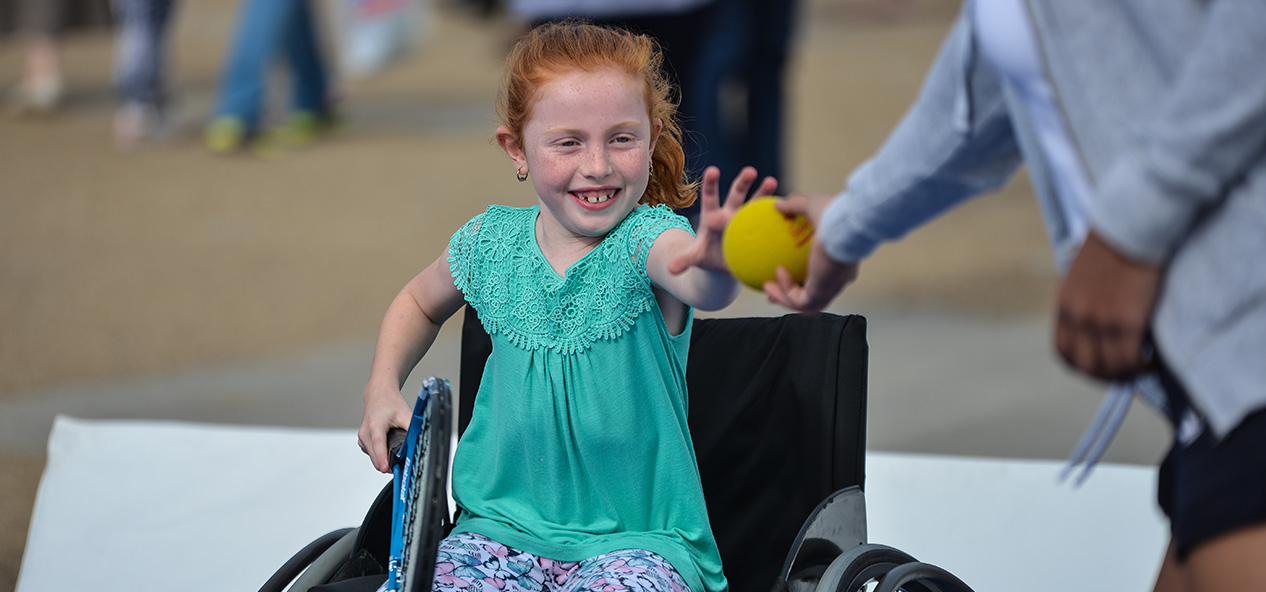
left=612, top=136, right=633, bottom=144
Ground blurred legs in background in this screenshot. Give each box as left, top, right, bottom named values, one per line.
left=679, top=0, right=798, bottom=223
left=8, top=0, right=113, bottom=114
left=205, top=0, right=333, bottom=154
left=110, top=0, right=176, bottom=147
left=11, top=0, right=68, bottom=113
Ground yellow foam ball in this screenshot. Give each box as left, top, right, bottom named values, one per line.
left=722, top=196, right=815, bottom=290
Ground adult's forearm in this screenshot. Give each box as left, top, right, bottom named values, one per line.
left=818, top=9, right=1022, bottom=263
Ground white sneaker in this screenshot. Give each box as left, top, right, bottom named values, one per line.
left=113, top=102, right=165, bottom=149
left=9, top=74, right=63, bottom=115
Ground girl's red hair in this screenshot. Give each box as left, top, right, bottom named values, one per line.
left=496, top=20, right=697, bottom=209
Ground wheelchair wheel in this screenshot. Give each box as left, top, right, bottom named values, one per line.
left=815, top=544, right=923, bottom=592
left=872, top=562, right=975, bottom=592
left=258, top=528, right=355, bottom=592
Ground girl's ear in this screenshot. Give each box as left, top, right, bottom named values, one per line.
left=650, top=118, right=663, bottom=154
left=496, top=126, right=527, bottom=170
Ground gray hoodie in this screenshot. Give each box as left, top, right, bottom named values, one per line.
left=819, top=0, right=1266, bottom=438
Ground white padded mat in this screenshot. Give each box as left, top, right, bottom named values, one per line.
left=864, top=452, right=1167, bottom=591
left=18, top=416, right=390, bottom=592
left=17, top=416, right=1167, bottom=592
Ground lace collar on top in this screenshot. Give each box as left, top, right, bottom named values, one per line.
left=448, top=204, right=691, bottom=354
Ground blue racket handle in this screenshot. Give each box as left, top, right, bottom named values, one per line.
left=388, top=428, right=408, bottom=467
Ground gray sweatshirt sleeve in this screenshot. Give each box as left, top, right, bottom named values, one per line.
left=819, top=9, right=1024, bottom=263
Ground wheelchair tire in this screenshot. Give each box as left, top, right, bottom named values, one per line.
left=258, top=527, right=355, bottom=592
left=814, top=544, right=921, bottom=592
left=872, top=561, right=975, bottom=592
left=283, top=529, right=360, bottom=592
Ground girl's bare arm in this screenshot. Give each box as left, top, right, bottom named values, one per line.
left=358, top=250, right=466, bottom=472
left=649, top=166, right=778, bottom=310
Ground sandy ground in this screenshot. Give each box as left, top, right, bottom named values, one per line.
left=0, top=1, right=1140, bottom=589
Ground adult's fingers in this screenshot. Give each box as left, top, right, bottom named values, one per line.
left=1056, top=314, right=1146, bottom=381
left=773, top=194, right=811, bottom=217
left=765, top=266, right=823, bottom=313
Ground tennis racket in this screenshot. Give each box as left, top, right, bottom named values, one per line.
left=385, top=377, right=453, bottom=592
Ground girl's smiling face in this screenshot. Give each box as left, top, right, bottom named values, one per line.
left=499, top=66, right=661, bottom=243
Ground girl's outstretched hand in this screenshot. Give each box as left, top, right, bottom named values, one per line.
left=358, top=382, right=413, bottom=473
left=668, top=166, right=779, bottom=275
left=764, top=193, right=860, bottom=313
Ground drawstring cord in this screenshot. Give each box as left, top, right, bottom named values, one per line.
left=1060, top=373, right=1167, bottom=487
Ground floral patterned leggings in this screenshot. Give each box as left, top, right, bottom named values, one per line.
left=432, top=531, right=691, bottom=592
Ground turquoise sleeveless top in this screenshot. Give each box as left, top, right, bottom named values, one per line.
left=446, top=204, right=726, bottom=592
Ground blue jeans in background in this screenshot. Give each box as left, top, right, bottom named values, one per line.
left=212, top=0, right=329, bottom=132
left=685, top=0, right=797, bottom=190
left=111, top=0, right=176, bottom=107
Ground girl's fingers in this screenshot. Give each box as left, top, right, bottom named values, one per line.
left=725, top=167, right=758, bottom=206
left=668, top=248, right=699, bottom=275
left=700, top=166, right=721, bottom=210
left=754, top=176, right=778, bottom=201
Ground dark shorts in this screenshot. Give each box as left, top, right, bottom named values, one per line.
left=1155, top=363, right=1266, bottom=558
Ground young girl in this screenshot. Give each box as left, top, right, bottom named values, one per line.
left=357, top=21, right=776, bottom=592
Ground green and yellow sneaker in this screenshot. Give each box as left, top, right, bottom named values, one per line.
left=203, top=117, right=248, bottom=154
left=272, top=110, right=340, bottom=148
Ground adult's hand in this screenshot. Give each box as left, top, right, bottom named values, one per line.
left=764, top=194, right=860, bottom=313
left=1055, top=230, right=1163, bottom=381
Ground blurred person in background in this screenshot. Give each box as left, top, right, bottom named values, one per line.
left=503, top=0, right=714, bottom=98
left=203, top=0, right=335, bottom=155
left=679, top=0, right=799, bottom=223
left=110, top=0, right=176, bottom=148
left=6, top=0, right=110, bottom=114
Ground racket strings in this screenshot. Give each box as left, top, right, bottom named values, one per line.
left=401, top=417, right=433, bottom=580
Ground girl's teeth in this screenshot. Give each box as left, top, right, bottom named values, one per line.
left=579, top=191, right=614, bottom=203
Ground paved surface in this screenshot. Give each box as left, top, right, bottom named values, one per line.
left=0, top=298, right=1170, bottom=462
left=0, top=1, right=1172, bottom=589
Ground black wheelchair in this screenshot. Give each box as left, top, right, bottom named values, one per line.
left=259, top=309, right=975, bottom=592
